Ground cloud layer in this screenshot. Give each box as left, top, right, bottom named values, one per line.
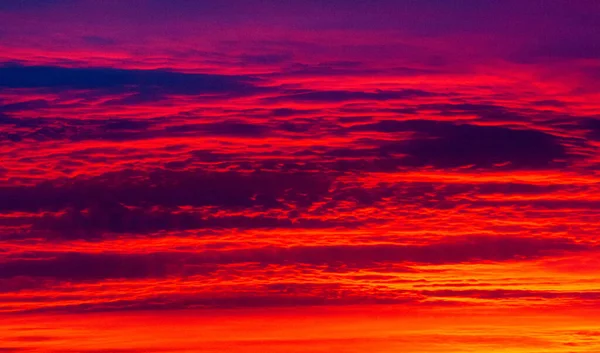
left=1, top=1, right=600, bottom=352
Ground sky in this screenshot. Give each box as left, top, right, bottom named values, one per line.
left=1, top=0, right=600, bottom=352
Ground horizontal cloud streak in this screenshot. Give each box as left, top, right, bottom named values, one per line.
left=0, top=64, right=261, bottom=95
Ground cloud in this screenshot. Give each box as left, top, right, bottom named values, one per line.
left=0, top=115, right=275, bottom=143
left=214, top=236, right=583, bottom=266
left=0, top=252, right=176, bottom=281
left=0, top=99, right=51, bottom=113
left=265, top=89, right=436, bottom=103
left=581, top=118, right=600, bottom=140
left=0, top=64, right=261, bottom=96
left=32, top=201, right=358, bottom=238
left=350, top=120, right=569, bottom=168
left=165, top=121, right=270, bottom=137
left=417, top=103, right=526, bottom=122
left=398, top=124, right=568, bottom=168
left=0, top=169, right=332, bottom=213
left=18, top=290, right=417, bottom=314
left=270, top=108, right=319, bottom=117
left=0, top=236, right=584, bottom=283
left=0, top=0, right=599, bottom=321
left=239, top=53, right=293, bottom=65
left=0, top=116, right=159, bottom=143
left=101, top=119, right=153, bottom=131
left=421, top=289, right=600, bottom=300
left=530, top=100, right=567, bottom=108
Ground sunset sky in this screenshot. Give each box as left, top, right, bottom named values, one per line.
left=1, top=1, right=600, bottom=352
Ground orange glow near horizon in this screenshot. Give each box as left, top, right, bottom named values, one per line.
left=3, top=306, right=600, bottom=352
